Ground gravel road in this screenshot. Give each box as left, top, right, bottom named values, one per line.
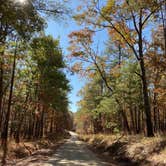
left=12, top=132, right=116, bottom=166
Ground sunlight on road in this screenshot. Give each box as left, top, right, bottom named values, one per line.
left=14, top=132, right=113, bottom=166
left=44, top=132, right=111, bottom=166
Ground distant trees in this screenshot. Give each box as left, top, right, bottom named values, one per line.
left=74, top=61, right=143, bottom=135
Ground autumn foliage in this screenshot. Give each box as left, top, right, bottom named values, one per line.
left=70, top=0, right=166, bottom=136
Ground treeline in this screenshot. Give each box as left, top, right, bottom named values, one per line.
left=70, top=0, right=166, bottom=136
left=75, top=54, right=166, bottom=135
left=1, top=36, right=71, bottom=142
left=0, top=0, right=72, bottom=165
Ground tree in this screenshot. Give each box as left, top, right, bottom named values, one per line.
left=1, top=39, right=20, bottom=165
left=72, top=0, right=165, bottom=136
left=0, top=0, right=69, bottom=44
left=74, top=59, right=144, bottom=135
left=146, top=25, right=166, bottom=132
left=30, top=35, right=70, bottom=134
left=68, top=28, right=113, bottom=92
left=0, top=1, right=70, bottom=163
left=0, top=35, right=71, bottom=165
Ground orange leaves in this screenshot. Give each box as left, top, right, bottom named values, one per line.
left=154, top=88, right=163, bottom=94
left=68, top=29, right=94, bottom=44
left=71, top=51, right=85, bottom=57
left=101, top=0, right=116, bottom=15
left=146, top=25, right=166, bottom=69
left=108, top=21, right=136, bottom=48
left=145, top=25, right=166, bottom=109
left=71, top=62, right=83, bottom=73
left=68, top=29, right=95, bottom=77
left=88, top=72, right=96, bottom=79
left=154, top=87, right=166, bottom=106
left=73, top=13, right=86, bottom=23
left=68, top=29, right=94, bottom=59
left=68, top=28, right=108, bottom=83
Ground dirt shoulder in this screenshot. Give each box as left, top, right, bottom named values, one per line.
left=0, top=131, right=70, bottom=165
left=78, top=134, right=166, bottom=166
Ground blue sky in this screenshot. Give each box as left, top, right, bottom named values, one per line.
left=45, top=20, right=84, bottom=112
left=44, top=0, right=156, bottom=112
left=45, top=1, right=85, bottom=112
left=45, top=0, right=108, bottom=112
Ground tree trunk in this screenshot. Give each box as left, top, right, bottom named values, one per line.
left=15, top=112, right=24, bottom=144
left=134, top=106, right=138, bottom=133
left=153, top=93, right=157, bottom=132
left=0, top=50, right=4, bottom=130
left=160, top=0, right=166, bottom=57
left=116, top=99, right=130, bottom=134
left=121, top=108, right=130, bottom=134
left=40, top=105, right=45, bottom=138
left=139, top=58, right=154, bottom=137
left=1, top=41, right=17, bottom=165
left=137, top=107, right=141, bottom=134
left=129, top=105, right=136, bottom=134
left=138, top=14, right=154, bottom=137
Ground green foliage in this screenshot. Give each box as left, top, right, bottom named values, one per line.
left=74, top=56, right=143, bottom=134
left=0, top=0, right=44, bottom=42
left=30, top=35, right=70, bottom=111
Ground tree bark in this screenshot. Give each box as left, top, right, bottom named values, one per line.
left=1, top=41, right=17, bottom=165
left=138, top=12, right=154, bottom=137
left=40, top=105, right=45, bottom=138
left=129, top=106, right=136, bottom=134
left=139, top=58, right=154, bottom=136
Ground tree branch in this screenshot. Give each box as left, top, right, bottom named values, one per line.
left=95, top=5, right=140, bottom=60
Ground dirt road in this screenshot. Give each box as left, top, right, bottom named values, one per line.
left=13, top=132, right=114, bottom=166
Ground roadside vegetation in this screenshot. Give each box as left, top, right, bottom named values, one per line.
left=0, top=0, right=166, bottom=165
left=79, top=134, right=166, bottom=166
left=72, top=0, right=166, bottom=136
left=72, top=0, right=166, bottom=165
left=0, top=0, right=73, bottom=165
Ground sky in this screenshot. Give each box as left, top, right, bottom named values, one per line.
left=45, top=0, right=108, bottom=112
left=45, top=21, right=84, bottom=112
left=43, top=0, right=157, bottom=113
left=45, top=1, right=86, bottom=113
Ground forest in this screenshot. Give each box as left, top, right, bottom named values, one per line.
left=73, top=0, right=166, bottom=137
left=0, top=0, right=166, bottom=165
left=0, top=0, right=73, bottom=165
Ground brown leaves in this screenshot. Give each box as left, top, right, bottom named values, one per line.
left=71, top=62, right=83, bottom=73
left=101, top=0, right=116, bottom=15
left=108, top=21, right=136, bottom=48
left=68, top=29, right=94, bottom=44
left=68, top=29, right=94, bottom=59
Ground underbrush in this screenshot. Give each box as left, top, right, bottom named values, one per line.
left=0, top=131, right=70, bottom=163
left=79, top=134, right=166, bottom=166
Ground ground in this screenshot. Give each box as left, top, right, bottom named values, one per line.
left=5, top=132, right=166, bottom=166
left=7, top=132, right=114, bottom=166
left=79, top=134, right=166, bottom=166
